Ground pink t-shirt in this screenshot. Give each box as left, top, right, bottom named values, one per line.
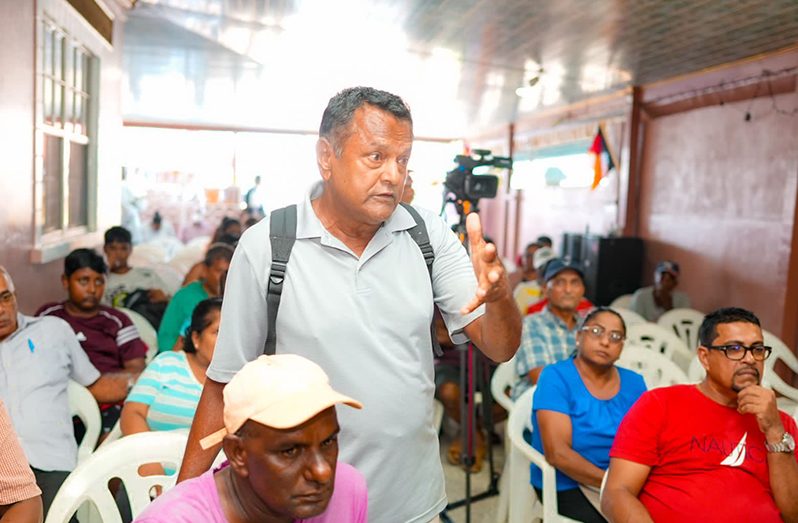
left=135, top=462, right=367, bottom=523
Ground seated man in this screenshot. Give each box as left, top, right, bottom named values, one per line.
left=37, top=249, right=147, bottom=432
left=602, top=307, right=798, bottom=522
left=628, top=260, right=690, bottom=322
left=525, top=248, right=594, bottom=316
left=0, top=266, right=134, bottom=516
left=512, top=258, right=589, bottom=399
left=0, top=400, right=42, bottom=523
left=103, top=225, right=170, bottom=328
left=158, top=243, right=232, bottom=352
left=509, top=241, right=541, bottom=313
left=136, top=354, right=367, bottom=522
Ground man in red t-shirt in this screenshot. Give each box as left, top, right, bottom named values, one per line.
left=602, top=307, right=798, bottom=522
left=37, top=248, right=147, bottom=431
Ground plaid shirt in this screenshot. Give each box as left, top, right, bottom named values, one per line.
left=512, top=306, right=579, bottom=399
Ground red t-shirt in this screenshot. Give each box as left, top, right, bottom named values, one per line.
left=526, top=297, right=594, bottom=316
left=36, top=302, right=148, bottom=373
left=611, top=384, right=798, bottom=522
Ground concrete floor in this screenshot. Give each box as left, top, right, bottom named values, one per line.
left=438, top=424, right=505, bottom=523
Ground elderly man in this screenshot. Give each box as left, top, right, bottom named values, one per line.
left=136, top=354, right=367, bottom=522
left=0, top=266, right=134, bottom=516
left=602, top=307, right=798, bottom=522
left=512, top=258, right=588, bottom=399
left=629, top=260, right=690, bottom=322
left=178, top=87, right=520, bottom=522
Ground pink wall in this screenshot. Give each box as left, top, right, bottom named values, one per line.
left=637, top=92, right=798, bottom=335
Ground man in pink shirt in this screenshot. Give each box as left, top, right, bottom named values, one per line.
left=135, top=354, right=367, bottom=522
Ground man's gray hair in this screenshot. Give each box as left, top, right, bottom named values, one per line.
left=319, top=86, right=413, bottom=157
left=0, top=266, right=15, bottom=293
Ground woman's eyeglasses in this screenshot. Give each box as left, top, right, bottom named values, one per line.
left=580, top=325, right=625, bottom=344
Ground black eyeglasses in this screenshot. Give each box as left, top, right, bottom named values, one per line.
left=580, top=325, right=625, bottom=344
left=705, top=344, right=772, bottom=361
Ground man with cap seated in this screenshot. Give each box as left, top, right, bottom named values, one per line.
left=135, top=354, right=367, bottom=522
left=524, top=247, right=594, bottom=316
left=511, top=258, right=590, bottom=399
left=629, top=260, right=691, bottom=322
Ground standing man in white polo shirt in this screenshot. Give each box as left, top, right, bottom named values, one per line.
left=0, top=266, right=133, bottom=517
left=179, top=87, right=521, bottom=522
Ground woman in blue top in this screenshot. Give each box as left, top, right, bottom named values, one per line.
left=121, top=298, right=222, bottom=435
left=531, top=307, right=646, bottom=523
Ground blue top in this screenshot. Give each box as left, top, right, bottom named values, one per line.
left=126, top=351, right=203, bottom=432
left=530, top=357, right=647, bottom=490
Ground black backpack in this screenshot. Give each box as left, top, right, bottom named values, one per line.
left=262, top=203, right=441, bottom=356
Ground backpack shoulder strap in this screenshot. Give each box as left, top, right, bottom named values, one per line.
left=399, top=203, right=442, bottom=357
left=400, top=203, right=434, bottom=276
left=263, top=205, right=298, bottom=355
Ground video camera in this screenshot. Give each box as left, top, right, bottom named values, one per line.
left=444, top=149, right=512, bottom=201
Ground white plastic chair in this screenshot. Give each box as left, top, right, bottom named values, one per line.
left=613, top=307, right=647, bottom=327
left=762, top=330, right=798, bottom=406
left=616, top=344, right=689, bottom=389
left=150, top=263, right=183, bottom=296
left=68, top=380, right=101, bottom=464
left=129, top=243, right=167, bottom=265
left=657, top=308, right=705, bottom=351
left=626, top=323, right=693, bottom=371
left=609, top=294, right=633, bottom=309
left=507, top=387, right=578, bottom=523
left=491, top=359, right=517, bottom=413
left=117, top=307, right=158, bottom=364
left=45, top=431, right=189, bottom=523
left=186, top=235, right=211, bottom=250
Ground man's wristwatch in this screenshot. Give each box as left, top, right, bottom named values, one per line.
left=765, top=432, right=796, bottom=453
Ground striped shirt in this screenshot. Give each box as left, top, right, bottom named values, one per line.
left=512, top=306, right=580, bottom=399
left=36, top=302, right=147, bottom=373
left=0, top=400, right=41, bottom=505
left=126, top=351, right=203, bottom=431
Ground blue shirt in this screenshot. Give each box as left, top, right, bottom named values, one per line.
left=530, top=357, right=647, bottom=490
left=126, top=351, right=203, bottom=431
left=512, top=307, right=579, bottom=399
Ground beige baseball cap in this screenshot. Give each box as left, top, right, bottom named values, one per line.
left=200, top=354, right=362, bottom=449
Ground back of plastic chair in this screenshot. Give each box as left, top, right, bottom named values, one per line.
left=657, top=308, right=705, bottom=351
left=68, top=381, right=101, bottom=464
left=151, top=264, right=183, bottom=296
left=45, top=431, right=189, bottom=523
left=762, top=330, right=798, bottom=404
left=507, top=387, right=578, bottom=523
left=613, top=307, right=647, bottom=327
left=117, top=307, right=158, bottom=364
left=610, top=294, right=633, bottom=309
left=616, top=345, right=689, bottom=389
left=490, top=359, right=517, bottom=413
left=626, top=323, right=693, bottom=371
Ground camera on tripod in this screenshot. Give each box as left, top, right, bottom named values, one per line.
left=444, top=149, right=512, bottom=201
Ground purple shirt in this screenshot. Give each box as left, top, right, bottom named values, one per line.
left=135, top=462, right=367, bottom=522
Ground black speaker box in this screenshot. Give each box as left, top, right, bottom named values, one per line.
left=579, top=236, right=644, bottom=306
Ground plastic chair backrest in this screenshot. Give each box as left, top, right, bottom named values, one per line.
left=117, top=307, right=158, bottom=364
left=657, top=308, right=705, bottom=351
left=490, top=358, right=517, bottom=413
left=613, top=307, right=647, bottom=327
left=609, top=294, right=633, bottom=309
left=129, top=243, right=167, bottom=265
left=616, top=345, right=689, bottom=389
left=626, top=323, right=693, bottom=371
left=67, top=380, right=101, bottom=464
left=45, top=431, right=189, bottom=523
left=151, top=264, right=183, bottom=296
left=186, top=235, right=211, bottom=249
left=762, top=330, right=798, bottom=403
left=507, top=387, right=578, bottom=523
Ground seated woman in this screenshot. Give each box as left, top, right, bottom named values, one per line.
left=531, top=307, right=647, bottom=523
left=121, top=298, right=222, bottom=434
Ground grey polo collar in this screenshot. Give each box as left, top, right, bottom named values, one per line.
left=4, top=313, right=36, bottom=343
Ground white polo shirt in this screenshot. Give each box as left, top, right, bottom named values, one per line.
left=209, top=182, right=484, bottom=523
left=0, top=314, right=100, bottom=471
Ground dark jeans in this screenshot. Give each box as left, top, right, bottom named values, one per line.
left=533, top=486, right=607, bottom=523
left=31, top=468, right=71, bottom=519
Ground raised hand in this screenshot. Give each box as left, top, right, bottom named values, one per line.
left=737, top=384, right=785, bottom=440
left=461, top=212, right=510, bottom=315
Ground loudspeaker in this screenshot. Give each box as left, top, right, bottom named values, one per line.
left=580, top=236, right=644, bottom=306
left=561, top=233, right=584, bottom=266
